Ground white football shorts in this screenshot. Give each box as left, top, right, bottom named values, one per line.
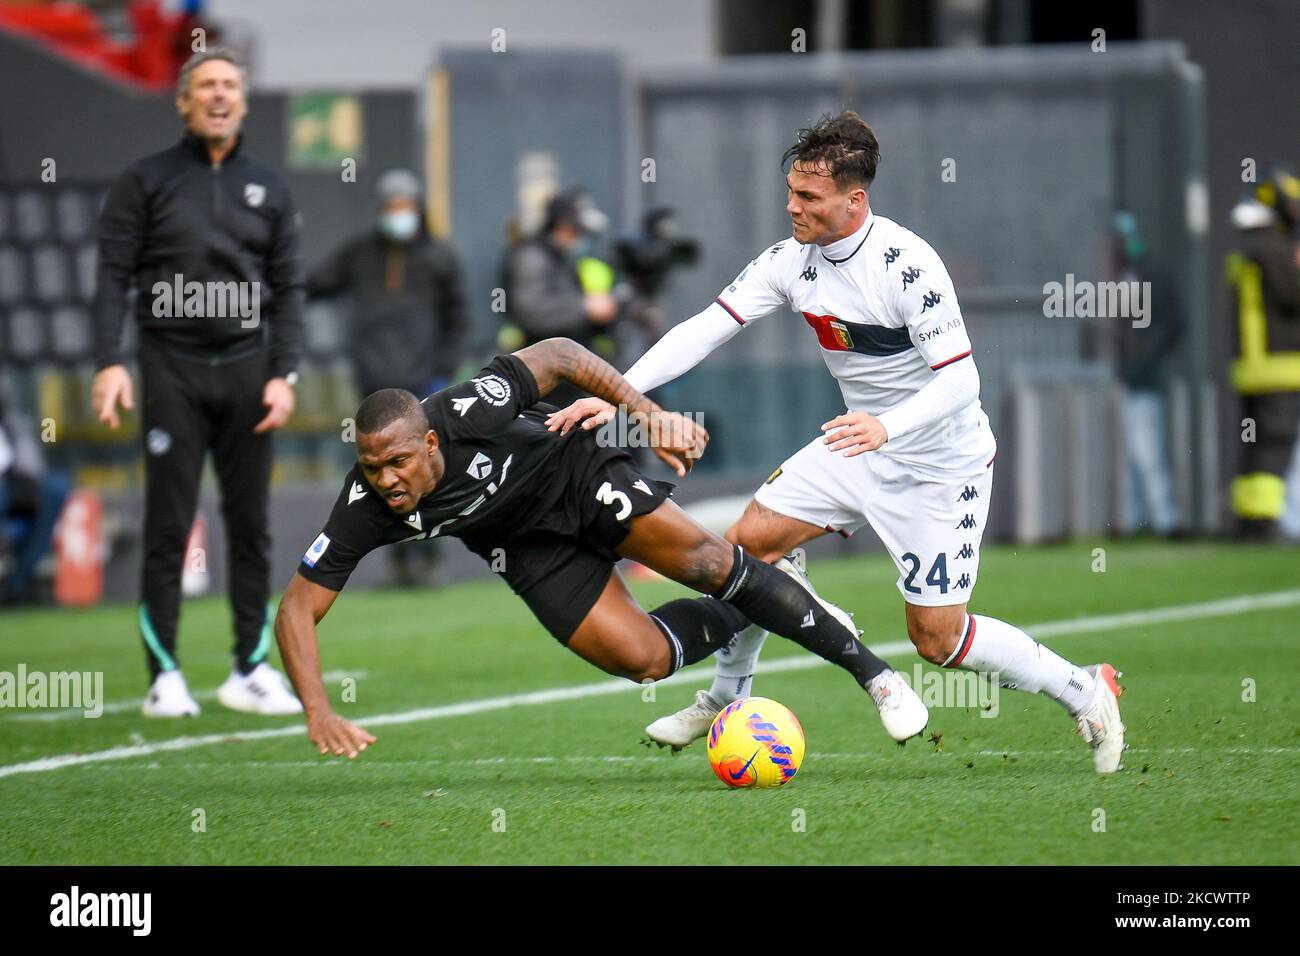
left=753, top=433, right=995, bottom=607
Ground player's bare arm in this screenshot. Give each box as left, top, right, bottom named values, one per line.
left=517, top=337, right=708, bottom=475
left=275, top=574, right=376, bottom=758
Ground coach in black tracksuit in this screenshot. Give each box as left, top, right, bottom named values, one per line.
left=91, top=50, right=304, bottom=710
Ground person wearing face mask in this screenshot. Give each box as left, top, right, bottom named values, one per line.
left=90, top=48, right=305, bottom=719
left=307, top=168, right=468, bottom=587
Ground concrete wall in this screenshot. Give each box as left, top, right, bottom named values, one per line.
left=208, top=0, right=717, bottom=90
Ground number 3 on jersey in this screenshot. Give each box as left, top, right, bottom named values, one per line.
left=901, top=551, right=949, bottom=595
left=596, top=481, right=632, bottom=521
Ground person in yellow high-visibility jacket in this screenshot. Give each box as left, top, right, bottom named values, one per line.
left=1226, top=168, right=1300, bottom=537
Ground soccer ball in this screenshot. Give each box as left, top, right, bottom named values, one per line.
left=706, top=696, right=805, bottom=788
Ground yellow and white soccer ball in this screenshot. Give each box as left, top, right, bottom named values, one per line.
left=706, top=696, right=805, bottom=788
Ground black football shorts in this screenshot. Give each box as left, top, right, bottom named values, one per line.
left=465, top=452, right=674, bottom=644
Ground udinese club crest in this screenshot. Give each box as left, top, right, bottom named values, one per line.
left=472, top=375, right=511, bottom=407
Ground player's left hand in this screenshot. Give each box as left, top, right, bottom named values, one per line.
left=822, top=410, right=888, bottom=456
left=254, top=377, right=296, bottom=433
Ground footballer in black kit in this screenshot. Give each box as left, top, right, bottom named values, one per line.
left=276, top=337, right=906, bottom=761
left=297, top=352, right=673, bottom=641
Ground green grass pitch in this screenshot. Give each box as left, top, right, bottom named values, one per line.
left=1, top=540, right=1297, bottom=865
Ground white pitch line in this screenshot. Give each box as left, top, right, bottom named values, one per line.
left=1, top=588, right=1297, bottom=779
left=78, top=745, right=1300, bottom=772
left=6, top=670, right=367, bottom=722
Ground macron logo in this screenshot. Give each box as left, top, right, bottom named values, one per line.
left=50, top=885, right=151, bottom=936
left=348, top=482, right=367, bottom=505
left=452, top=396, right=477, bottom=417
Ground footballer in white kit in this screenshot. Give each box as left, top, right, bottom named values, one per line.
left=547, top=111, right=1126, bottom=772
left=717, top=209, right=996, bottom=610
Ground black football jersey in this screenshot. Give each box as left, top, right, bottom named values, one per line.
left=297, top=354, right=619, bottom=591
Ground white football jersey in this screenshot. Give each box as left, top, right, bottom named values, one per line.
left=715, top=211, right=996, bottom=476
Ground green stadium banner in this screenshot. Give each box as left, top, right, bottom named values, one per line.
left=287, top=93, right=364, bottom=169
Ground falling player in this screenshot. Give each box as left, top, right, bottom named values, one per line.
left=274, top=336, right=927, bottom=760
left=546, top=112, right=1126, bottom=772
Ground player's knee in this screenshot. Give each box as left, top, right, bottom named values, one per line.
left=619, top=639, right=671, bottom=684
left=725, top=525, right=783, bottom=563
left=678, top=535, right=736, bottom=592
left=907, top=616, right=961, bottom=664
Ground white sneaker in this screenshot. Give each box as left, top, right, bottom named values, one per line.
left=644, top=689, right=724, bottom=750
left=1076, top=662, right=1126, bottom=773
left=217, top=663, right=303, bottom=715
left=142, top=670, right=201, bottom=718
left=867, top=670, right=929, bottom=742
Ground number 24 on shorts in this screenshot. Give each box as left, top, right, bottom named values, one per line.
left=902, top=551, right=953, bottom=595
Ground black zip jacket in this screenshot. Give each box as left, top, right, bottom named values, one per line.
left=91, top=132, right=304, bottom=377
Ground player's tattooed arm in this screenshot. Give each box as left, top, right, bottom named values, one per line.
left=516, top=337, right=659, bottom=417
left=276, top=574, right=376, bottom=758
left=518, top=337, right=709, bottom=476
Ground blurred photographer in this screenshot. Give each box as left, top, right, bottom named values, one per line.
left=611, top=206, right=700, bottom=357
left=502, top=188, right=618, bottom=407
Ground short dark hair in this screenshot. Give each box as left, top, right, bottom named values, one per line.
left=782, top=111, right=881, bottom=191
left=355, top=388, right=427, bottom=438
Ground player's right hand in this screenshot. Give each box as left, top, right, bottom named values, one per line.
left=307, top=711, right=376, bottom=760
left=91, top=364, right=134, bottom=430
left=545, top=397, right=617, bottom=435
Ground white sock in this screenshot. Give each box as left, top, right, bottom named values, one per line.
left=708, top=622, right=768, bottom=703
left=945, top=614, right=1095, bottom=715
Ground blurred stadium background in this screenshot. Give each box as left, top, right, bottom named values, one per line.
left=0, top=0, right=1298, bottom=601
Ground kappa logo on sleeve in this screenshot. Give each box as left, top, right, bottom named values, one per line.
left=303, top=533, right=330, bottom=567
left=472, top=375, right=511, bottom=407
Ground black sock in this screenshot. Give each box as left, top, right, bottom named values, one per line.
left=712, top=545, right=889, bottom=688
left=648, top=597, right=751, bottom=676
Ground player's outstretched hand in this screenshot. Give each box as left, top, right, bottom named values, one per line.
left=822, top=410, right=888, bottom=456
left=648, top=410, right=710, bottom=477
left=545, top=397, right=617, bottom=435
left=308, top=711, right=376, bottom=760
